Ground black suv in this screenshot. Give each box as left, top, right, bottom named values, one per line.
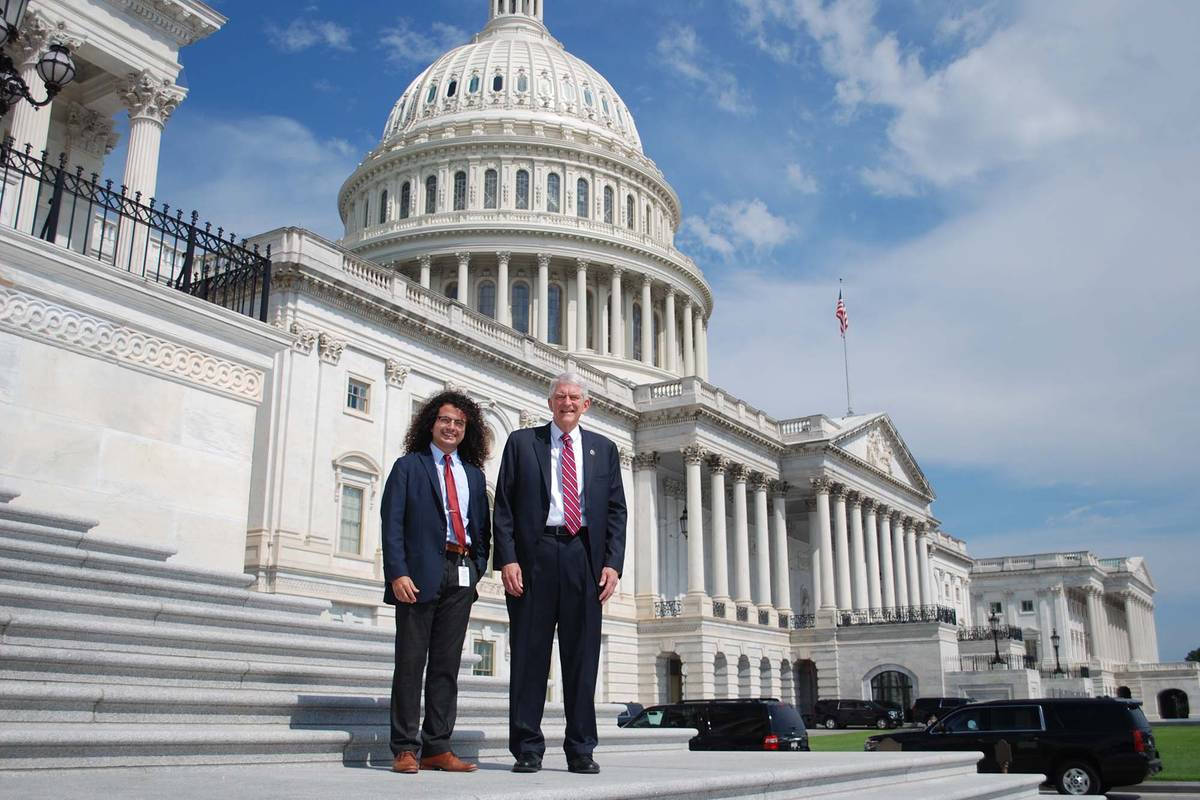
left=864, top=697, right=1162, bottom=795
left=910, top=696, right=974, bottom=725
left=812, top=699, right=901, bottom=729
left=626, top=698, right=810, bottom=751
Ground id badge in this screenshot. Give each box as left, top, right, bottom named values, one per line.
left=457, top=564, right=471, bottom=588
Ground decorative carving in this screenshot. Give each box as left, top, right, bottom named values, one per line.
left=317, top=333, right=345, bottom=364
left=810, top=475, right=832, bottom=493
left=121, top=70, right=187, bottom=124
left=847, top=490, right=863, bottom=507
left=384, top=359, right=409, bottom=388
left=455, top=251, right=470, bottom=268
left=576, top=258, right=589, bottom=272
left=681, top=445, right=706, bottom=465
left=618, top=448, right=633, bottom=468
left=417, top=254, right=432, bottom=269
left=706, top=454, right=729, bottom=474
left=0, top=285, right=263, bottom=402
left=64, top=102, right=119, bottom=158
left=12, top=11, right=61, bottom=65
left=769, top=480, right=789, bottom=496
left=443, top=379, right=468, bottom=394
left=831, top=482, right=851, bottom=499
left=496, top=251, right=511, bottom=266
left=535, top=253, right=551, bottom=270
left=518, top=409, right=543, bottom=429
left=866, top=428, right=894, bottom=476
left=749, top=472, right=770, bottom=492
left=111, top=0, right=221, bottom=46
left=632, top=452, right=659, bottom=471
left=288, top=322, right=317, bottom=354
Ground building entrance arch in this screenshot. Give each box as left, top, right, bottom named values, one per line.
left=867, top=666, right=915, bottom=721
left=1158, top=688, right=1190, bottom=719
left=794, top=660, right=817, bottom=716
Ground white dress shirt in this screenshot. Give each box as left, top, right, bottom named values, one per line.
left=431, top=444, right=471, bottom=546
left=546, top=422, right=587, bottom=527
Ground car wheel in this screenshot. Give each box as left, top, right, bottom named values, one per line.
left=1054, top=760, right=1101, bottom=796
left=823, top=718, right=838, bottom=729
left=875, top=718, right=889, bottom=729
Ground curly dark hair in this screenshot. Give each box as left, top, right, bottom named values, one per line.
left=404, top=390, right=491, bottom=468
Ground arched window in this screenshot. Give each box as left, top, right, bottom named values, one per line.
left=492, top=73, right=504, bottom=92
left=484, top=169, right=498, bottom=209
left=626, top=195, right=635, bottom=230
left=601, top=95, right=611, bottom=116
left=468, top=73, right=480, bottom=94
left=425, top=83, right=438, bottom=104
left=516, top=72, right=528, bottom=93
left=447, top=78, right=458, bottom=98
left=870, top=670, right=914, bottom=717
left=561, top=77, right=576, bottom=102
left=645, top=203, right=652, bottom=235
left=632, top=302, right=642, bottom=360
left=424, top=175, right=437, bottom=214
left=478, top=281, right=496, bottom=318
left=445, top=281, right=458, bottom=301
left=453, top=170, right=467, bottom=211
left=603, top=186, right=614, bottom=224
left=378, top=189, right=388, bottom=224
left=548, top=284, right=563, bottom=345
left=516, top=169, right=530, bottom=209
left=576, top=178, right=589, bottom=218
left=511, top=282, right=530, bottom=334
left=399, top=182, right=411, bottom=219
left=583, top=86, right=594, bottom=107
left=547, top=173, right=561, bottom=213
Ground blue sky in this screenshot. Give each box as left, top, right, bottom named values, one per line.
left=144, top=0, right=1198, bottom=660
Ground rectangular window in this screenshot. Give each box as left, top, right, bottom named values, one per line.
left=989, top=601, right=1002, bottom=615
left=339, top=485, right=364, bottom=554
left=1020, top=599, right=1034, bottom=613
left=346, top=378, right=371, bottom=415
left=473, top=640, right=495, bottom=676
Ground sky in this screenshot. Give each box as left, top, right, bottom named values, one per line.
left=142, top=0, right=1199, bottom=660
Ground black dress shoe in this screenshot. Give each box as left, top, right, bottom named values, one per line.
left=512, top=753, right=542, bottom=773
left=567, top=755, right=600, bottom=774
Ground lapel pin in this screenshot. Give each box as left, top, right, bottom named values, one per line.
left=589, top=449, right=595, bottom=456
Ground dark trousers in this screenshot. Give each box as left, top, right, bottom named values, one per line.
left=390, top=554, right=476, bottom=757
left=506, top=529, right=601, bottom=759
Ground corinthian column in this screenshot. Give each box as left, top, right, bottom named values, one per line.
left=892, top=513, right=910, bottom=607
left=849, top=492, right=868, bottom=612
left=863, top=499, right=882, bottom=610
left=419, top=254, right=433, bottom=289
left=641, top=276, right=654, bottom=365
left=664, top=289, right=678, bottom=373
left=806, top=498, right=822, bottom=611
left=751, top=473, right=771, bottom=613
left=536, top=253, right=550, bottom=341
left=917, top=524, right=933, bottom=607
left=682, top=298, right=695, bottom=376
left=707, top=455, right=730, bottom=607
left=609, top=266, right=624, bottom=357
left=575, top=259, right=588, bottom=349
left=904, top=519, right=920, bottom=606
left=455, top=252, right=471, bottom=305
left=832, top=484, right=852, bottom=611
left=771, top=481, right=791, bottom=616
left=120, top=71, right=186, bottom=203
left=682, top=445, right=707, bottom=598
left=497, top=252, right=511, bottom=323
left=812, top=477, right=836, bottom=611
left=878, top=507, right=896, bottom=609
left=731, top=465, right=752, bottom=606
left=633, top=453, right=660, bottom=602
left=694, top=312, right=706, bottom=379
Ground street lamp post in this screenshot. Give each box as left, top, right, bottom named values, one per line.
left=989, top=611, right=1004, bottom=666
left=1051, top=628, right=1064, bottom=675
left=0, top=0, right=78, bottom=116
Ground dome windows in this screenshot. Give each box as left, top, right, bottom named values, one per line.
left=576, top=178, right=589, bottom=218
left=453, top=171, right=467, bottom=211
left=492, top=73, right=504, bottom=92
left=516, top=71, right=529, bottom=93
left=400, top=182, right=411, bottom=219
left=547, top=173, right=561, bottom=213
left=425, top=83, right=438, bottom=104
left=379, top=189, right=389, bottom=224
left=601, top=95, right=611, bottom=116
left=468, top=73, right=481, bottom=94
left=446, top=78, right=458, bottom=98
left=561, top=77, right=576, bottom=102
left=516, top=169, right=530, bottom=210
left=511, top=282, right=530, bottom=334
left=484, top=169, right=498, bottom=209
left=537, top=71, right=552, bottom=97
left=424, top=175, right=437, bottom=214
left=625, top=195, right=635, bottom=230
left=582, top=86, right=594, bottom=107
left=603, top=186, right=614, bottom=224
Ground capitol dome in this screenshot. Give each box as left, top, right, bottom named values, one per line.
left=337, top=0, right=713, bottom=386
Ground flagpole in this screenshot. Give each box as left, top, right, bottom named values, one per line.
left=839, top=278, right=853, bottom=416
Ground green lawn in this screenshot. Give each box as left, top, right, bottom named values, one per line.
left=807, top=724, right=1200, bottom=782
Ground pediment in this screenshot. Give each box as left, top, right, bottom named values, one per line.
left=832, top=415, right=934, bottom=498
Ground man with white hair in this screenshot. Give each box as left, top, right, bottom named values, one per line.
left=493, top=372, right=627, bottom=775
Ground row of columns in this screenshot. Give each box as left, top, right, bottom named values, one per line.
left=410, top=251, right=709, bottom=378
left=807, top=477, right=934, bottom=613
left=631, top=449, right=792, bottom=617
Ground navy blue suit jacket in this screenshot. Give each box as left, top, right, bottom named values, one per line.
left=380, top=449, right=491, bottom=605
left=493, top=424, right=626, bottom=583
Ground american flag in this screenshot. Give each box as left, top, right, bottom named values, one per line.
left=835, top=289, right=849, bottom=335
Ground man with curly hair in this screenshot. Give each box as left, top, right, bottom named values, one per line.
left=382, top=390, right=491, bottom=774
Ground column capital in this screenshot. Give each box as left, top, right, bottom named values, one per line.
left=831, top=482, right=851, bottom=499
left=536, top=252, right=551, bottom=268
left=915, top=520, right=930, bottom=535
left=861, top=497, right=878, bottom=513
left=455, top=251, right=471, bottom=266
left=417, top=254, right=432, bottom=268
left=575, top=257, right=589, bottom=270
left=706, top=454, right=730, bottom=474
left=847, top=490, right=863, bottom=508
left=12, top=11, right=75, bottom=67
left=632, top=451, right=659, bottom=471
left=810, top=475, right=832, bottom=494
left=618, top=448, right=634, bottom=469
left=769, top=479, right=789, bottom=497
left=496, top=251, right=511, bottom=264
left=384, top=359, right=409, bottom=388
left=749, top=472, right=770, bottom=492
left=642, top=273, right=654, bottom=289
left=63, top=101, right=119, bottom=158
left=682, top=444, right=706, bottom=465
left=121, top=70, right=186, bottom=125
left=611, top=265, right=625, bottom=280
left=731, top=464, right=751, bottom=484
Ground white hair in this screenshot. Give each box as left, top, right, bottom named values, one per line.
left=549, top=371, right=590, bottom=401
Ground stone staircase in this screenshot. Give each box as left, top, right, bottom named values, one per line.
left=0, top=487, right=686, bottom=769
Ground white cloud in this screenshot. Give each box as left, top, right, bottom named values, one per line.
left=266, top=18, right=352, bottom=53
left=786, top=162, right=819, bottom=194
left=685, top=199, right=796, bottom=257
left=155, top=113, right=359, bottom=240
left=380, top=20, right=467, bottom=66
left=657, top=24, right=755, bottom=115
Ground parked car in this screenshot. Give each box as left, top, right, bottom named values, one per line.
left=910, top=696, right=974, bottom=726
left=812, top=699, right=901, bottom=729
left=615, top=701, right=644, bottom=727
left=863, top=697, right=1162, bottom=795
left=625, top=698, right=810, bottom=751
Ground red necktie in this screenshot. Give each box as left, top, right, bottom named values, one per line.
left=443, top=454, right=467, bottom=548
left=561, top=433, right=581, bottom=535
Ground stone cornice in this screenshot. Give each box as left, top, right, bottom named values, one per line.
left=110, top=0, right=224, bottom=47
left=635, top=405, right=785, bottom=456
left=792, top=441, right=935, bottom=504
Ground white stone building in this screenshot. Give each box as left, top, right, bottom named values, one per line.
left=1, top=0, right=1195, bottom=722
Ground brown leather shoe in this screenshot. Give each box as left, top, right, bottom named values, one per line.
left=391, top=751, right=418, bottom=774
left=419, top=751, right=478, bottom=772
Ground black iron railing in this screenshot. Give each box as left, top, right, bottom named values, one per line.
left=736, top=606, right=749, bottom=622
left=0, top=140, right=271, bottom=322
left=790, top=613, right=816, bottom=629
left=778, top=615, right=790, bottom=629
left=956, top=653, right=1039, bottom=671
left=838, top=605, right=957, bottom=627
left=758, top=609, right=770, bottom=626
left=958, top=624, right=1024, bottom=642
left=712, top=601, right=726, bottom=618
left=654, top=600, right=681, bottom=618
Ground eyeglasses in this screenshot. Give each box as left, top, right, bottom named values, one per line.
left=436, top=415, right=467, bottom=429
left=552, top=393, right=584, bottom=402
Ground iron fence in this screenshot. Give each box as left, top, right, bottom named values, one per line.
left=0, top=140, right=271, bottom=322
left=712, top=601, right=726, bottom=619
left=736, top=606, right=749, bottom=622
left=955, top=653, right=1039, bottom=672
left=758, top=609, right=770, bottom=626
left=958, top=624, right=1024, bottom=642
left=790, top=613, right=816, bottom=629
left=838, top=604, right=957, bottom=627
left=654, top=600, right=681, bottom=618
